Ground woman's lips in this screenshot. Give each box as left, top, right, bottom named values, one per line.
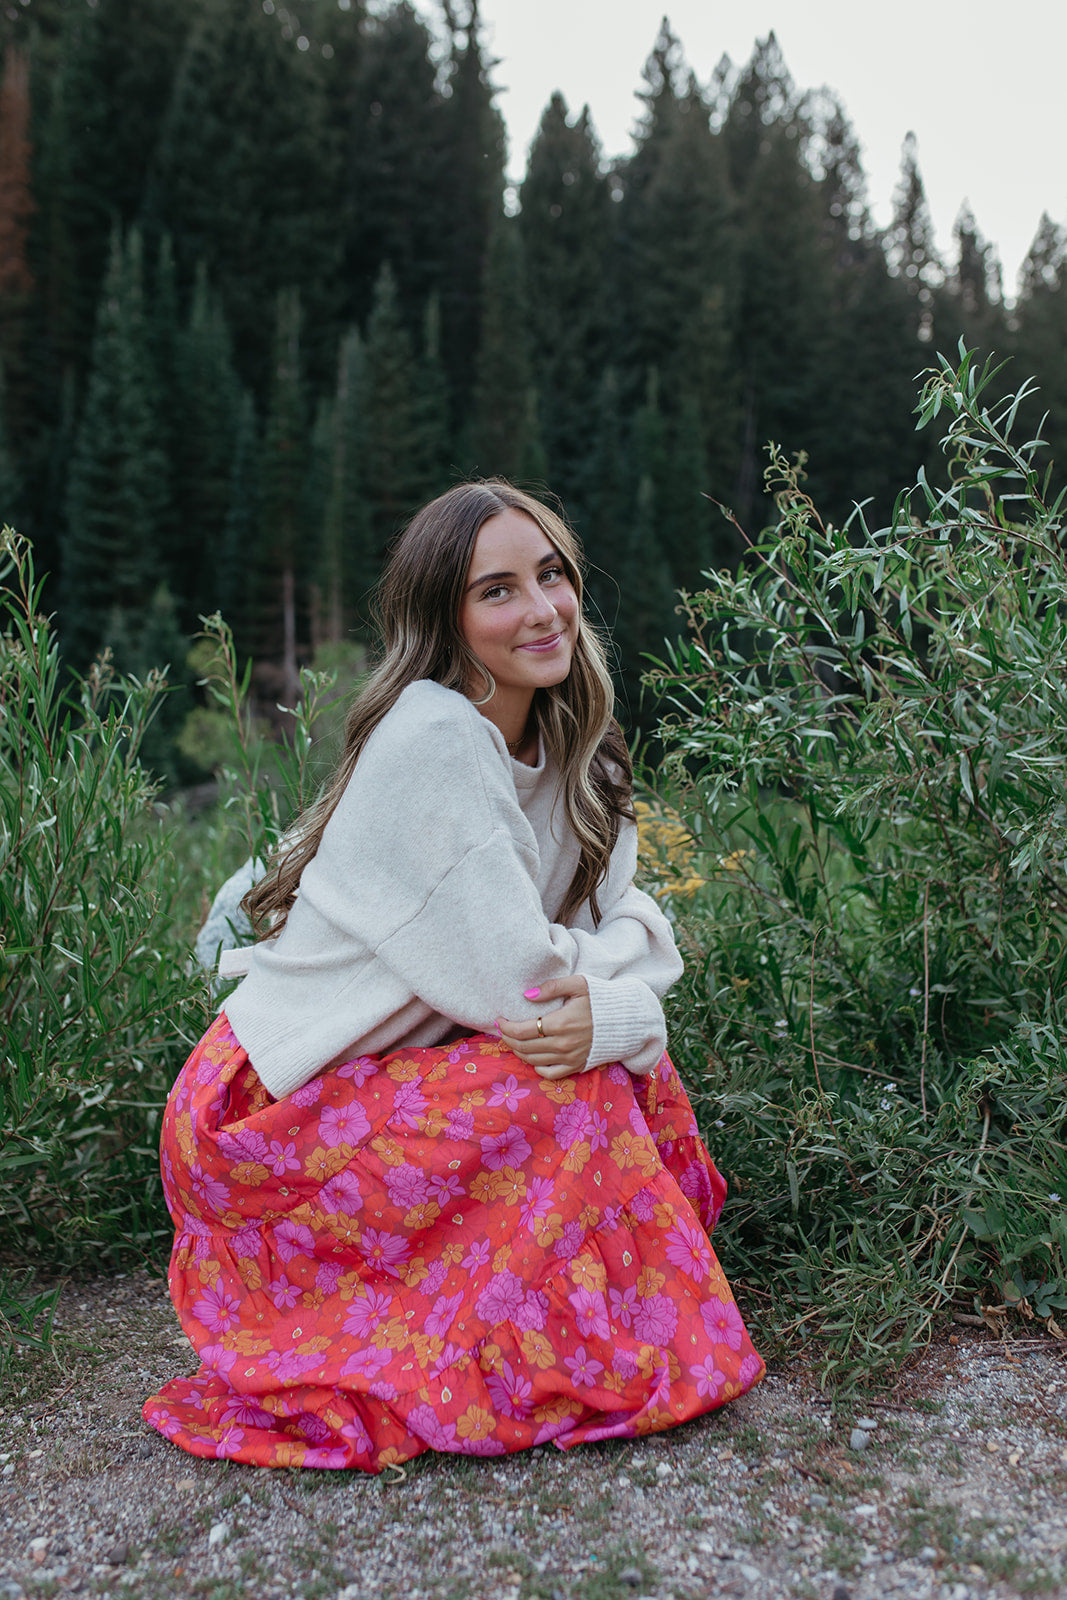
left=517, top=631, right=565, bottom=654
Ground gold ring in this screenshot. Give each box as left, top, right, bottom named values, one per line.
left=536, top=1016, right=545, bottom=1038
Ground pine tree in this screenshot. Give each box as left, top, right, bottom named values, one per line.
left=363, top=262, right=422, bottom=557
left=0, top=46, right=34, bottom=416
left=317, top=327, right=373, bottom=641
left=413, top=294, right=452, bottom=501
left=886, top=132, right=943, bottom=342
left=61, top=227, right=169, bottom=669
left=172, top=260, right=243, bottom=626
left=938, top=204, right=1006, bottom=358
left=259, top=287, right=307, bottom=704
left=216, top=388, right=261, bottom=649
left=468, top=216, right=539, bottom=479
left=435, top=0, right=506, bottom=411
left=518, top=93, right=612, bottom=517
left=1014, top=215, right=1067, bottom=492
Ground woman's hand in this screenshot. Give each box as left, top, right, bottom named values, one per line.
left=496, top=975, right=593, bottom=1079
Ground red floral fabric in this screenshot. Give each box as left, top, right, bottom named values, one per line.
left=143, top=1014, right=764, bottom=1470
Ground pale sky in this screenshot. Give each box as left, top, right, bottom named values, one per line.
left=413, top=0, right=1067, bottom=301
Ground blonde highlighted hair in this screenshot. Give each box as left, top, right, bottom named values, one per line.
left=245, top=480, right=632, bottom=936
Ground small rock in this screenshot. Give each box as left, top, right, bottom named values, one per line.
left=654, top=1461, right=672, bottom=1479
left=1, top=1463, right=13, bottom=1478
left=137, top=1442, right=154, bottom=1459
left=832, top=1586, right=852, bottom=1600
left=176, top=1477, right=195, bottom=1493
left=917, top=1544, right=938, bottom=1564
left=104, top=1542, right=128, bottom=1565
left=616, top=1475, right=632, bottom=1489
left=849, top=1427, right=869, bottom=1452
left=28, top=1537, right=48, bottom=1564
left=809, top=1492, right=828, bottom=1507
left=852, top=1503, right=877, bottom=1518
left=856, top=1416, right=878, bottom=1430
left=739, top=1564, right=761, bottom=1582
left=618, top=1568, right=643, bottom=1589
left=207, top=1520, right=231, bottom=1550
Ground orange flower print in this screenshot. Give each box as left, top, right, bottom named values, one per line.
left=456, top=1405, right=495, bottom=1441
left=520, top=1328, right=555, bottom=1369
left=230, top=1162, right=269, bottom=1187
left=562, top=1140, right=591, bottom=1173
left=636, top=1266, right=666, bottom=1298
left=570, top=1254, right=607, bottom=1293
left=494, top=1166, right=527, bottom=1207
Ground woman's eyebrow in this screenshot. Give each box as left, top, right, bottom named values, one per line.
left=466, top=551, right=558, bottom=592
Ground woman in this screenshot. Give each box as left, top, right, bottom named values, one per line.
left=144, top=481, right=763, bottom=1470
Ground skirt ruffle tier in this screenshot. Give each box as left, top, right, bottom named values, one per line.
left=143, top=1014, right=764, bottom=1470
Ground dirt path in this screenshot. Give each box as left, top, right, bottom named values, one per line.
left=0, top=1272, right=1064, bottom=1600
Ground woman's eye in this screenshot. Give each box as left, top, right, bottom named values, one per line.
left=540, top=566, right=563, bottom=584
left=482, top=584, right=508, bottom=600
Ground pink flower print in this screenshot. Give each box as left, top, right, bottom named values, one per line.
left=344, top=1286, right=394, bottom=1339
left=264, top=1348, right=324, bottom=1380
left=315, top=1261, right=342, bottom=1294
left=230, top=1225, right=262, bottom=1259
left=631, top=1292, right=678, bottom=1345
left=191, top=1235, right=214, bottom=1263
left=487, top=1074, right=531, bottom=1112
left=189, top=1164, right=231, bottom=1215
left=385, top=1163, right=430, bottom=1210
left=304, top=1446, right=349, bottom=1469
left=217, top=1126, right=269, bottom=1163
left=569, top=1286, right=611, bottom=1340
left=424, top=1291, right=464, bottom=1340
left=664, top=1216, right=712, bottom=1282
left=428, top=1171, right=464, bottom=1206
left=534, top=1414, right=580, bottom=1446
left=456, top=1434, right=506, bottom=1458
left=340, top=1345, right=392, bottom=1380
left=480, top=1125, right=532, bottom=1172
left=601, top=1204, right=622, bottom=1231
left=628, top=1187, right=655, bottom=1223
left=485, top=1360, right=533, bottom=1419
left=608, top=1285, right=637, bottom=1329
left=195, top=1053, right=222, bottom=1086
left=214, top=1425, right=245, bottom=1458
left=267, top=1140, right=300, bottom=1177
left=338, top=1056, right=378, bottom=1088
left=270, top=1275, right=301, bottom=1310
left=462, top=1237, right=490, bottom=1271
left=433, top=1341, right=465, bottom=1374
left=295, top=1411, right=332, bottom=1444
left=628, top=1105, right=648, bottom=1136
left=389, top=1079, right=427, bottom=1129
left=564, top=1345, right=603, bottom=1388
left=320, top=1170, right=363, bottom=1216
left=553, top=1220, right=584, bottom=1259
left=358, top=1227, right=411, bottom=1278
left=219, top=1396, right=275, bottom=1430
left=690, top=1356, right=727, bottom=1399
left=588, top=1111, right=609, bottom=1153
left=319, top=1101, right=370, bottom=1147
left=678, top=1160, right=713, bottom=1210
left=200, top=1343, right=238, bottom=1376
left=407, top=1403, right=459, bottom=1450
left=606, top=1063, right=629, bottom=1086
left=739, top=1351, right=763, bottom=1387
left=341, top=1414, right=373, bottom=1456
left=554, top=1101, right=590, bottom=1150
left=423, top=1259, right=448, bottom=1296
left=474, top=1270, right=526, bottom=1324
left=514, top=1290, right=549, bottom=1332
left=445, top=1109, right=474, bottom=1142
left=519, top=1175, right=555, bottom=1233
left=192, top=1283, right=242, bottom=1334
left=701, top=1296, right=745, bottom=1351
left=290, top=1080, right=323, bottom=1108
left=274, top=1219, right=316, bottom=1262
left=612, top=1347, right=639, bottom=1381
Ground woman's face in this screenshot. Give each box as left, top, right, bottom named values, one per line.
left=458, top=509, right=579, bottom=700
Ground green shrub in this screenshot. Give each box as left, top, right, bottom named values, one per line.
left=645, top=349, right=1067, bottom=1379
left=0, top=530, right=215, bottom=1281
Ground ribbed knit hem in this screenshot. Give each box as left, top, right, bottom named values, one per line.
left=584, top=974, right=665, bottom=1075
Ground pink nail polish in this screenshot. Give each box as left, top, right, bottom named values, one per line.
left=523, top=987, right=540, bottom=999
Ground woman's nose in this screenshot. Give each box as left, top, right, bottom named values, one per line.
left=524, top=585, right=557, bottom=623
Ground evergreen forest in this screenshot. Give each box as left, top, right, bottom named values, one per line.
left=2, top=0, right=1067, bottom=758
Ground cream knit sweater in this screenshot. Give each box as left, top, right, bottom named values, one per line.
left=221, top=680, right=682, bottom=1099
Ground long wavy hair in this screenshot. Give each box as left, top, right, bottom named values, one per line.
left=244, top=481, right=633, bottom=938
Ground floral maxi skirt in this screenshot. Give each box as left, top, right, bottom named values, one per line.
left=143, top=1015, right=764, bottom=1470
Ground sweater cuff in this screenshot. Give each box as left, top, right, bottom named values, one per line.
left=584, top=973, right=666, bottom=1076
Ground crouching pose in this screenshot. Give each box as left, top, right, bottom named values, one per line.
left=144, top=481, right=763, bottom=1470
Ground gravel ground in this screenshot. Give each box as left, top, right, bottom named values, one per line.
left=1, top=1271, right=1065, bottom=1600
